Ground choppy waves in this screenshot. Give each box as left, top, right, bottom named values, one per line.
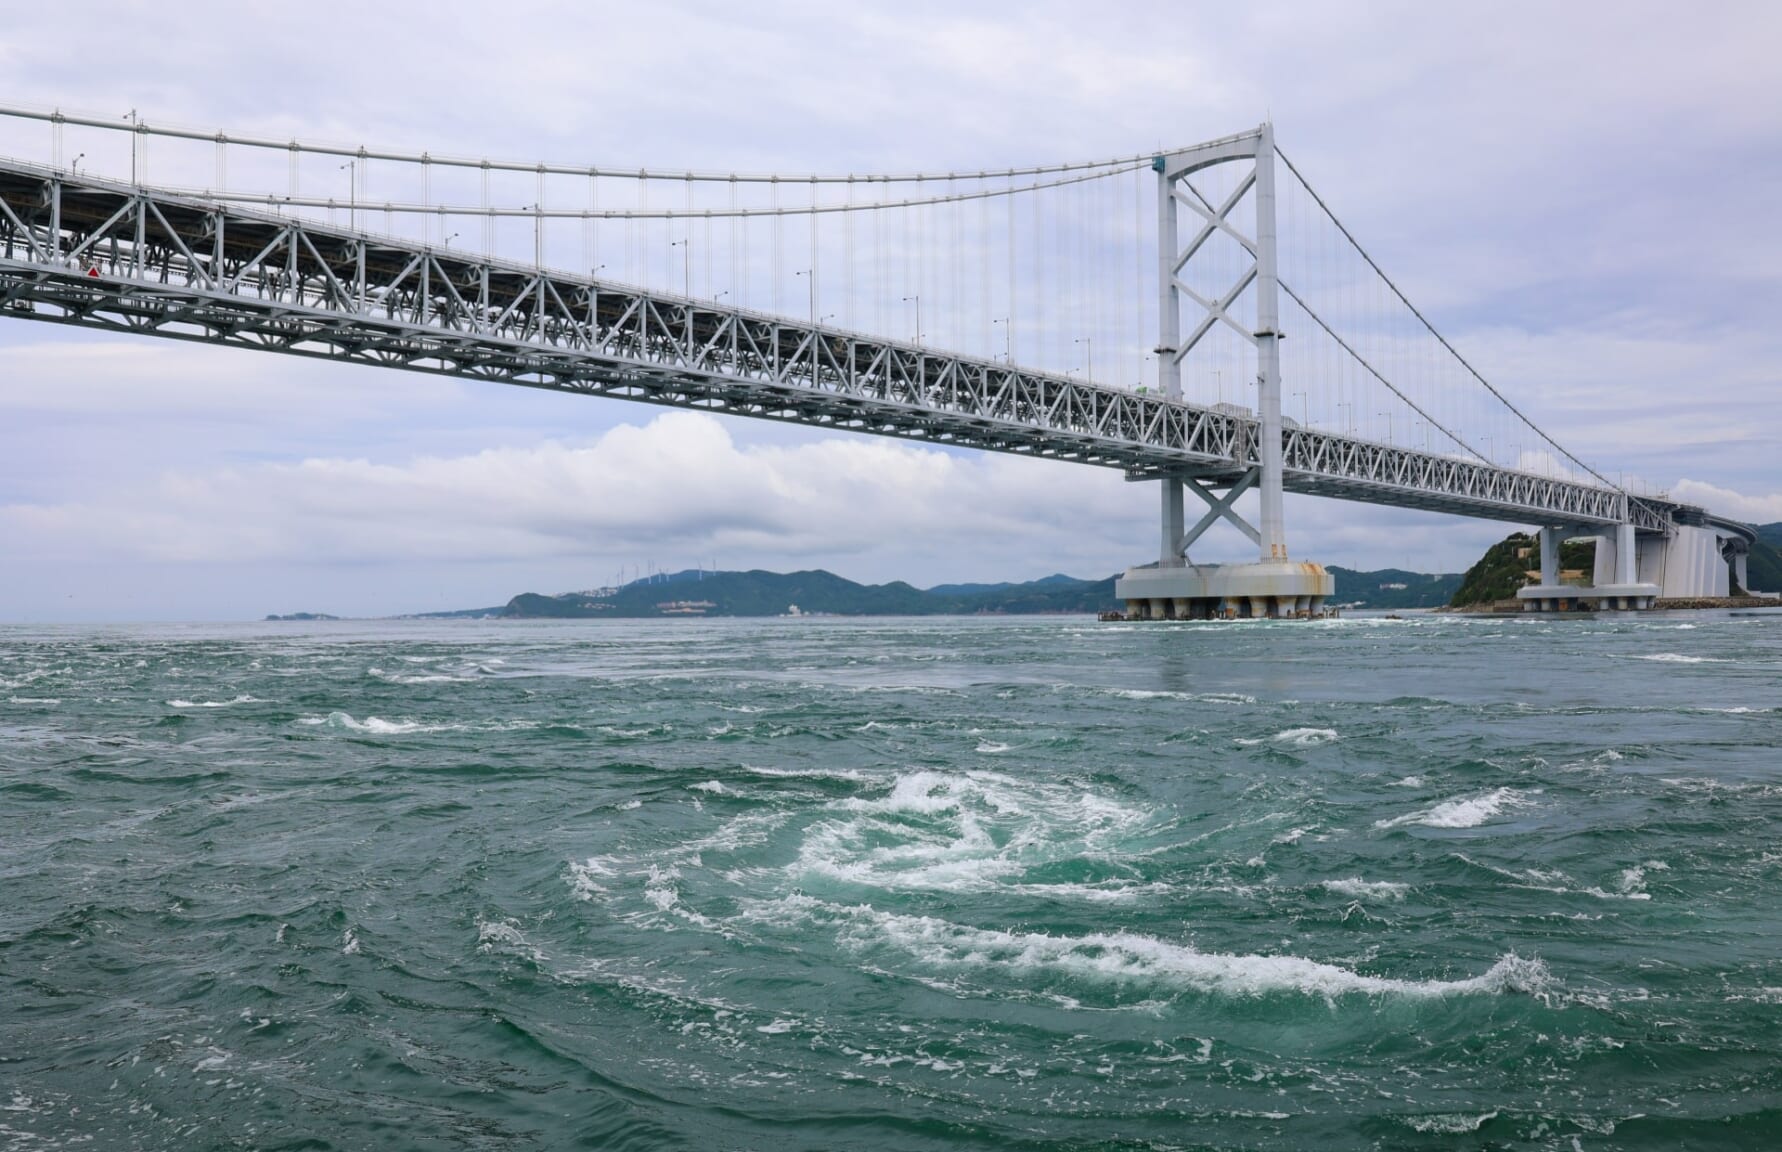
left=6, top=614, right=1781, bottom=1150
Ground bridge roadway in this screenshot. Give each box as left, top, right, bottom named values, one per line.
left=0, top=159, right=1748, bottom=545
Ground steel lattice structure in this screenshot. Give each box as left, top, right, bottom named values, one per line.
left=0, top=159, right=1747, bottom=543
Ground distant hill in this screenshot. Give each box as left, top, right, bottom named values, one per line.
left=450, top=563, right=1464, bottom=619
left=924, top=574, right=1084, bottom=598
left=1326, top=567, right=1463, bottom=610
left=497, top=569, right=1117, bottom=618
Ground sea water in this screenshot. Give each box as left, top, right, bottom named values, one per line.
left=2, top=613, right=1780, bottom=1149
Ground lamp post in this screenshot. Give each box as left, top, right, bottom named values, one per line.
left=795, top=268, right=814, bottom=322
left=123, top=109, right=139, bottom=185
left=339, top=160, right=357, bottom=230
left=670, top=238, right=690, bottom=296
left=1075, top=336, right=1093, bottom=382
left=992, top=316, right=1010, bottom=362
left=1379, top=411, right=1393, bottom=444
left=519, top=203, right=543, bottom=268
left=902, top=294, right=921, bottom=344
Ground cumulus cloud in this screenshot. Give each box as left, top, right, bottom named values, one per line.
left=2, top=412, right=1143, bottom=569
left=1, top=408, right=1528, bottom=578
left=1670, top=479, right=1782, bottom=526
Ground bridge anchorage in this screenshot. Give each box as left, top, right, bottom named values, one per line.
left=0, top=105, right=1754, bottom=610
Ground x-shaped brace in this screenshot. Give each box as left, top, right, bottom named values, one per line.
left=1181, top=468, right=1261, bottom=554
left=1170, top=172, right=1260, bottom=359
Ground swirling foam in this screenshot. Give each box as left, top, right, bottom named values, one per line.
left=756, top=897, right=1551, bottom=1002
left=1376, top=787, right=1536, bottom=829
left=793, top=770, right=1158, bottom=900
left=1236, top=727, right=1339, bottom=748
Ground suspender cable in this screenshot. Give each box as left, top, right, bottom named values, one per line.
left=1277, top=147, right=1626, bottom=495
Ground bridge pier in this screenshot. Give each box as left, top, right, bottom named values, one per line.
left=1113, top=124, right=1336, bottom=622
left=1518, top=519, right=1753, bottom=611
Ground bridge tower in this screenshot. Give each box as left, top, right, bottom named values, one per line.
left=1115, top=124, right=1334, bottom=620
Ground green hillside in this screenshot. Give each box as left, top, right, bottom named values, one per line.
left=1326, top=567, right=1462, bottom=609
left=1744, top=523, right=1782, bottom=593
left=1449, top=533, right=1596, bottom=607
left=499, top=569, right=1118, bottom=618
left=483, top=563, right=1478, bottom=619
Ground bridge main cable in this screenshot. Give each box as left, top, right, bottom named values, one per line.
left=1, top=101, right=1176, bottom=186
left=135, top=162, right=1151, bottom=220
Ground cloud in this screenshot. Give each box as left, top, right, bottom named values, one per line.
left=3, top=409, right=1526, bottom=581
left=2, top=411, right=1136, bottom=568
left=1670, top=479, right=1782, bottom=526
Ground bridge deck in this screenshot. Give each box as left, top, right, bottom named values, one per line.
left=0, top=161, right=1699, bottom=535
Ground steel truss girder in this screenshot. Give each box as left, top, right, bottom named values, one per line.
left=0, top=161, right=1694, bottom=536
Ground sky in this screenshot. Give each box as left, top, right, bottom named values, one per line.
left=1, top=0, right=1779, bottom=621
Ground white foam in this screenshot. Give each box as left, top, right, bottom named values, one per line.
left=168, top=695, right=259, bottom=708
left=1100, top=688, right=1254, bottom=704
left=1236, top=727, right=1338, bottom=748
left=975, top=740, right=1012, bottom=754
left=297, top=711, right=535, bottom=735
left=1323, top=878, right=1410, bottom=901
left=477, top=918, right=536, bottom=955
left=1406, top=1112, right=1499, bottom=1134
left=1391, top=775, right=1425, bottom=788
left=369, top=666, right=477, bottom=684
left=757, top=897, right=1551, bottom=1002
left=7, top=696, right=60, bottom=705
left=1630, top=653, right=1728, bottom=664
left=796, top=770, right=1159, bottom=900
left=342, top=929, right=360, bottom=955
left=1375, top=787, right=1536, bottom=829
left=1617, top=860, right=1668, bottom=896
left=567, top=857, right=618, bottom=900
left=689, top=780, right=733, bottom=795
left=643, top=865, right=681, bottom=912
left=192, top=1048, right=232, bottom=1072
left=739, top=763, right=868, bottom=782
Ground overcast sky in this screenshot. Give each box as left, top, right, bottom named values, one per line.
left=2, top=1, right=1779, bottom=620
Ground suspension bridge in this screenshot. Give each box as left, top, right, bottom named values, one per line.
left=0, top=104, right=1753, bottom=615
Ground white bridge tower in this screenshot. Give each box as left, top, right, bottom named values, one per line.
left=1115, top=124, right=1334, bottom=620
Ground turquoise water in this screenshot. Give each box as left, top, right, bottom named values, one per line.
left=3, top=614, right=1780, bottom=1150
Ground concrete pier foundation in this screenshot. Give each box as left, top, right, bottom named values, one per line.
left=1517, top=522, right=1738, bottom=611
left=1116, top=560, right=1335, bottom=620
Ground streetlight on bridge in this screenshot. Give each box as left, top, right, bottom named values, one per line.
left=339, top=160, right=357, bottom=231
left=670, top=238, right=691, bottom=296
